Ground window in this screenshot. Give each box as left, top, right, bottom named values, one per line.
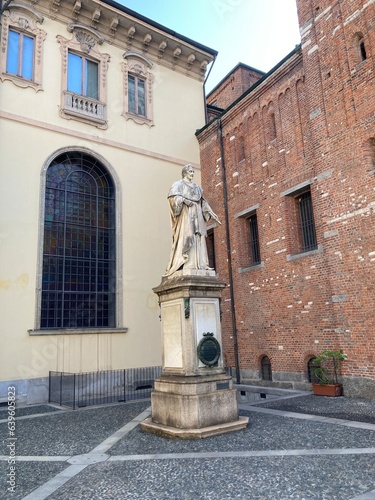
left=6, top=29, right=34, bottom=80
left=128, top=74, right=146, bottom=116
left=235, top=205, right=262, bottom=271
left=67, top=52, right=99, bottom=99
left=297, top=190, right=317, bottom=252
left=248, top=213, right=261, bottom=265
left=364, top=137, right=375, bottom=173
left=359, top=40, right=367, bottom=61
left=261, top=356, right=272, bottom=381
left=0, top=5, right=46, bottom=90
left=206, top=229, right=216, bottom=270
left=122, top=52, right=154, bottom=126
left=307, top=357, right=320, bottom=384
left=354, top=33, right=367, bottom=63
left=283, top=183, right=319, bottom=258
left=57, top=26, right=109, bottom=128
left=41, top=152, right=116, bottom=329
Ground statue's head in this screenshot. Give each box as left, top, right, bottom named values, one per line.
left=182, top=164, right=194, bottom=179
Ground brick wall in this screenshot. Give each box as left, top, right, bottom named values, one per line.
left=197, top=0, right=375, bottom=398
left=207, top=63, right=264, bottom=110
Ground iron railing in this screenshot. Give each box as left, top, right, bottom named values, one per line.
left=49, top=366, right=161, bottom=409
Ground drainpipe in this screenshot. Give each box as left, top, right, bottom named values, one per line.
left=203, top=55, right=217, bottom=124
left=218, top=118, right=241, bottom=384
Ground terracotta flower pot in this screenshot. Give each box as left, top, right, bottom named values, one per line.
left=312, top=383, right=343, bottom=397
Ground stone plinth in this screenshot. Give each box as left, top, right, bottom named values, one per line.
left=140, top=272, right=249, bottom=438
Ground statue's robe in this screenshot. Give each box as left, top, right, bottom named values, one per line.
left=165, top=179, right=213, bottom=276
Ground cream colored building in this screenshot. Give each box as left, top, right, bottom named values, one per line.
left=0, top=0, right=216, bottom=403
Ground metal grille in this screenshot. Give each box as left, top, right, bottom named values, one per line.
left=261, top=356, right=272, bottom=381
left=298, top=191, right=317, bottom=252
left=307, top=357, right=320, bottom=383
left=41, top=152, right=116, bottom=328
left=248, top=213, right=261, bottom=265
left=206, top=229, right=216, bottom=270
left=49, top=367, right=162, bottom=409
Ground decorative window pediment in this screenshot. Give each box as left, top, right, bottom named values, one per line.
left=57, top=25, right=110, bottom=129
left=122, top=51, right=154, bottom=127
left=0, top=3, right=46, bottom=91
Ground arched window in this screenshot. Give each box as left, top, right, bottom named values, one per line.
left=41, top=151, right=116, bottom=328
left=307, top=357, right=320, bottom=383
left=364, top=137, right=375, bottom=173
left=269, top=112, right=276, bottom=140
left=261, top=356, right=272, bottom=381
left=354, top=33, right=367, bottom=63
left=238, top=136, right=245, bottom=162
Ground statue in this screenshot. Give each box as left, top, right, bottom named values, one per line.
left=165, top=164, right=221, bottom=276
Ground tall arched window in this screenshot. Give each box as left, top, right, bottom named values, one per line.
left=261, top=356, right=272, bottom=381
left=41, top=151, right=116, bottom=328
left=307, top=357, right=320, bottom=383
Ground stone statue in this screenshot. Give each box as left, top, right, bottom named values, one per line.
left=165, top=164, right=221, bottom=276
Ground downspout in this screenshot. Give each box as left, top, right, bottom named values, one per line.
left=218, top=118, right=241, bottom=384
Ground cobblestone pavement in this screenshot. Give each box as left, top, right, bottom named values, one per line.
left=1, top=393, right=375, bottom=499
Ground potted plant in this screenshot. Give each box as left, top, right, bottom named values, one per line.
left=312, top=349, right=347, bottom=397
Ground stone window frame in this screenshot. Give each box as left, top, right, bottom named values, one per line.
left=353, top=32, right=367, bottom=64
left=57, top=24, right=110, bottom=129
left=30, top=146, right=127, bottom=336
left=364, top=137, right=375, bottom=174
left=122, top=51, right=154, bottom=127
left=260, top=355, right=272, bottom=381
left=0, top=3, right=46, bottom=91
left=235, top=204, right=264, bottom=273
left=281, top=181, right=321, bottom=260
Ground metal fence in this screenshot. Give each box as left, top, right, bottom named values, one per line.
left=49, top=366, right=162, bottom=409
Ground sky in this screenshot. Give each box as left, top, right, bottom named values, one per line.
left=114, top=0, right=301, bottom=93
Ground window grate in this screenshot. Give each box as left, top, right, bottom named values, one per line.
left=308, top=358, right=320, bottom=384
left=41, top=152, right=116, bottom=328
left=206, top=229, right=216, bottom=270
left=261, top=356, right=272, bottom=381
left=298, top=191, right=317, bottom=252
left=248, top=213, right=261, bottom=265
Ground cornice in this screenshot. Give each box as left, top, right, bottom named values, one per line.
left=24, top=0, right=216, bottom=81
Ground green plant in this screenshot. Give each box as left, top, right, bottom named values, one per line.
left=312, top=349, right=347, bottom=385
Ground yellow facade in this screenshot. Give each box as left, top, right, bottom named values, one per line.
left=0, top=0, right=216, bottom=402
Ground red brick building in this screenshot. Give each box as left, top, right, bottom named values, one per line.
left=197, top=0, right=375, bottom=398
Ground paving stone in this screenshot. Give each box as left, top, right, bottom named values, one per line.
left=0, top=395, right=374, bottom=500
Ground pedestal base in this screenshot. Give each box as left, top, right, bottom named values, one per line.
left=140, top=373, right=249, bottom=439
left=146, top=274, right=248, bottom=439
left=140, top=416, right=249, bottom=439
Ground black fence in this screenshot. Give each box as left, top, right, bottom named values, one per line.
left=49, top=366, right=162, bottom=409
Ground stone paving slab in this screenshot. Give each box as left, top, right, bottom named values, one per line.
left=0, top=405, right=63, bottom=419
left=109, top=410, right=375, bottom=455
left=0, top=402, right=149, bottom=456
left=257, top=395, right=375, bottom=424
left=0, top=395, right=375, bottom=499
left=0, top=461, right=68, bottom=500
left=46, top=455, right=375, bottom=500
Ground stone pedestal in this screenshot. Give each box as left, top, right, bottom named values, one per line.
left=140, top=270, right=248, bottom=438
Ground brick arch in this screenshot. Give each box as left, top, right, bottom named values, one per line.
left=259, top=354, right=273, bottom=381
left=353, top=31, right=367, bottom=63
left=363, top=137, right=375, bottom=173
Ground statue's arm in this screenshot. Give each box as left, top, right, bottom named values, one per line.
left=169, top=195, right=185, bottom=217
left=202, top=199, right=221, bottom=225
